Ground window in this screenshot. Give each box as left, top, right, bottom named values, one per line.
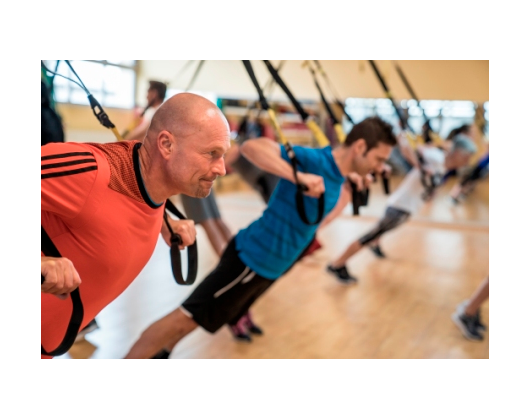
left=44, top=60, right=137, bottom=109
left=344, top=97, right=481, bottom=138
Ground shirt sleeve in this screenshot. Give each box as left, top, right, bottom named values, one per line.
left=284, top=144, right=312, bottom=171
left=41, top=142, right=98, bottom=220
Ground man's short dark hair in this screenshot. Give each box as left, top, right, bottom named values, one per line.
left=148, top=80, right=167, bottom=101
left=344, top=116, right=397, bottom=151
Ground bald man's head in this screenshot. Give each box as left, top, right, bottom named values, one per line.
left=147, top=93, right=227, bottom=143
left=140, top=93, right=230, bottom=200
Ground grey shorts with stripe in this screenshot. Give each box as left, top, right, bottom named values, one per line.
left=180, top=190, right=221, bottom=225
left=359, top=206, right=411, bottom=245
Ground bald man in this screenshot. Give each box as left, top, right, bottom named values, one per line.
left=41, top=93, right=230, bottom=358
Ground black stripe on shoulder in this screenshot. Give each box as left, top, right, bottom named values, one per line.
left=41, top=166, right=97, bottom=179
left=41, top=158, right=97, bottom=171
left=41, top=152, right=93, bottom=161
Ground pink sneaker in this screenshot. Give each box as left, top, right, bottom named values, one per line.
left=228, top=320, right=252, bottom=342
left=242, top=312, right=263, bottom=335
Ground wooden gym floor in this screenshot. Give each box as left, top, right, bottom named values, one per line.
left=62, top=175, right=489, bottom=359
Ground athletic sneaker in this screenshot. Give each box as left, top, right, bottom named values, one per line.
left=451, top=309, right=484, bottom=341
left=228, top=323, right=252, bottom=342
left=326, top=265, right=357, bottom=284
left=457, top=301, right=486, bottom=332
left=474, top=309, right=486, bottom=332
left=242, top=312, right=263, bottom=335
left=369, top=244, right=386, bottom=258
left=151, top=349, right=171, bottom=359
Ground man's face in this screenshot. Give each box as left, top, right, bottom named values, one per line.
left=349, top=140, right=393, bottom=176
left=168, top=114, right=231, bottom=198
left=445, top=150, right=472, bottom=170
left=146, top=88, right=158, bottom=105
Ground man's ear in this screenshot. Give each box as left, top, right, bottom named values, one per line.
left=352, top=138, right=367, bottom=156
left=157, top=130, right=174, bottom=159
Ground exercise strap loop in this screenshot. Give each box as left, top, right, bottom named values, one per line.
left=41, top=226, right=84, bottom=356
left=304, top=61, right=346, bottom=143
left=262, top=60, right=329, bottom=147
left=164, top=200, right=199, bottom=285
left=242, top=60, right=324, bottom=225
left=368, top=60, right=436, bottom=198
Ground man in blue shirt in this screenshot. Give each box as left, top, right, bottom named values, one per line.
left=125, top=116, right=397, bottom=359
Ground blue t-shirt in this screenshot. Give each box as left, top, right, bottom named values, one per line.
left=235, top=145, right=344, bottom=279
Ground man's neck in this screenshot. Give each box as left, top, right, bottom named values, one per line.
left=150, top=99, right=163, bottom=109
left=331, top=146, right=352, bottom=177
left=137, top=146, right=168, bottom=205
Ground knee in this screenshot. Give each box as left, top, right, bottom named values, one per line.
left=174, top=308, right=198, bottom=335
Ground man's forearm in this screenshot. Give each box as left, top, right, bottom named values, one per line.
left=240, top=139, right=296, bottom=183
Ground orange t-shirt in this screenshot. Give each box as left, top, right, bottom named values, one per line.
left=41, top=140, right=164, bottom=358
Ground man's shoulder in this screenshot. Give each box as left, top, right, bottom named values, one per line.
left=41, top=141, right=95, bottom=157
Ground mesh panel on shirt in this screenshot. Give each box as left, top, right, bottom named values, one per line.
left=87, top=141, right=144, bottom=204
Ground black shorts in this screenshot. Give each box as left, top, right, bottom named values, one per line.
left=359, top=206, right=410, bottom=245
left=181, top=239, right=274, bottom=333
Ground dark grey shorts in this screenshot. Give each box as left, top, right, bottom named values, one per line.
left=180, top=190, right=221, bottom=225
left=359, top=206, right=411, bottom=245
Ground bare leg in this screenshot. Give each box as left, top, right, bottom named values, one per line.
left=124, top=308, right=198, bottom=359
left=200, top=219, right=229, bottom=257
left=330, top=239, right=364, bottom=268
left=464, top=277, right=489, bottom=316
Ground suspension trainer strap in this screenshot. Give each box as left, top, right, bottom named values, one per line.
left=392, top=60, right=428, bottom=124
left=349, top=180, right=370, bottom=216
left=392, top=60, right=444, bottom=147
left=263, top=60, right=329, bottom=147
left=63, top=60, right=123, bottom=141
left=164, top=200, right=198, bottom=285
left=44, top=60, right=196, bottom=286
left=382, top=173, right=391, bottom=195
left=242, top=61, right=325, bottom=225
left=305, top=62, right=345, bottom=143
left=368, top=60, right=436, bottom=197
left=41, top=226, right=84, bottom=356
left=368, top=60, right=410, bottom=131
left=335, top=99, right=355, bottom=124
left=313, top=60, right=355, bottom=124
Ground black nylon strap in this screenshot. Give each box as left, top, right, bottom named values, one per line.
left=164, top=200, right=198, bottom=285
left=335, top=99, right=354, bottom=124
left=242, top=61, right=325, bottom=226
left=382, top=174, right=390, bottom=195
left=295, top=189, right=325, bottom=225
left=368, top=60, right=410, bottom=131
left=393, top=61, right=429, bottom=124
left=242, top=61, right=270, bottom=111
left=41, top=226, right=84, bottom=357
left=308, top=66, right=339, bottom=125
left=349, top=180, right=370, bottom=216
left=286, top=147, right=324, bottom=225
left=368, top=60, right=434, bottom=198
left=263, top=60, right=309, bottom=121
